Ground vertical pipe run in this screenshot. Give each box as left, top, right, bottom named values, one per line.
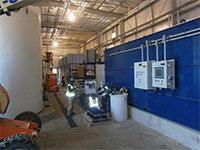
left=141, top=44, right=144, bottom=62
left=146, top=40, right=149, bottom=62
left=163, top=35, right=167, bottom=60
left=155, top=40, right=159, bottom=62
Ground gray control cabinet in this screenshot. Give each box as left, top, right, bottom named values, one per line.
left=152, top=60, right=175, bottom=90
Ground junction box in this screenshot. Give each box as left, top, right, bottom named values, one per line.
left=134, top=61, right=154, bottom=90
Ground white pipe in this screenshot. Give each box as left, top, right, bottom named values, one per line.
left=109, top=29, right=200, bottom=56
left=155, top=40, right=159, bottom=62
left=168, top=27, right=200, bottom=38
left=146, top=40, right=149, bottom=62
left=109, top=47, right=140, bottom=56
left=152, top=28, right=200, bottom=44
left=168, top=32, right=200, bottom=42
left=163, top=35, right=167, bottom=61
left=141, top=44, right=144, bottom=62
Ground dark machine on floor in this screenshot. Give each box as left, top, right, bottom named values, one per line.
left=80, top=81, right=111, bottom=122
left=0, top=84, right=41, bottom=150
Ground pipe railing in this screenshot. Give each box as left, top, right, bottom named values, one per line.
left=109, top=28, right=200, bottom=57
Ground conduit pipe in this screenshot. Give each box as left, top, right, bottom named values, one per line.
left=163, top=35, right=167, bottom=61
left=109, top=28, right=200, bottom=56
left=146, top=40, right=149, bottom=62
left=155, top=40, right=159, bottom=62
left=141, top=44, right=144, bottom=62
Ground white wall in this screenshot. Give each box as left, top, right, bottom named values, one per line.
left=0, top=7, right=43, bottom=118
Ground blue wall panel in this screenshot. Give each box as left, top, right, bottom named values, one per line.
left=105, top=18, right=200, bottom=131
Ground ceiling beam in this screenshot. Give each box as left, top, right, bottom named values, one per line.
left=83, top=7, right=122, bottom=18
left=42, top=24, right=97, bottom=34
left=32, top=1, right=123, bottom=18
left=42, top=38, right=85, bottom=43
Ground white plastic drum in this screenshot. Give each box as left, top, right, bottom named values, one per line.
left=0, top=7, right=43, bottom=118
left=110, top=94, right=128, bottom=122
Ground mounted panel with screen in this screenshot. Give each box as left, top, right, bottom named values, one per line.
left=152, top=60, right=175, bottom=90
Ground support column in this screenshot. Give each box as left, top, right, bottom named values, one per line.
left=171, top=0, right=178, bottom=26
left=150, top=4, right=155, bottom=33
left=83, top=42, right=86, bottom=54
left=97, top=34, right=103, bottom=57
left=120, top=19, right=125, bottom=44
left=134, top=15, right=138, bottom=39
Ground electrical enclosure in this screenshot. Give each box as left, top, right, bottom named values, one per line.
left=152, top=60, right=175, bottom=89
left=134, top=61, right=154, bottom=90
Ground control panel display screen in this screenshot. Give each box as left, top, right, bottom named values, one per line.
left=154, top=67, right=164, bottom=78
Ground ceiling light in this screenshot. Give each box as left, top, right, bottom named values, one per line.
left=68, top=12, right=75, bottom=21
left=53, top=41, right=58, bottom=47
left=59, top=56, right=63, bottom=59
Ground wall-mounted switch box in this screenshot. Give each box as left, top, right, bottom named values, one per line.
left=134, top=61, right=154, bottom=90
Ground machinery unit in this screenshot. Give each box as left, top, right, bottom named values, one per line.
left=84, top=80, right=97, bottom=94
left=152, top=60, right=175, bottom=90
left=0, top=84, right=40, bottom=149
left=134, top=61, right=154, bottom=90
left=83, top=83, right=111, bottom=122
left=45, top=73, right=58, bottom=92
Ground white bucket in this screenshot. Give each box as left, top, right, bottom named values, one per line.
left=110, top=94, right=128, bottom=122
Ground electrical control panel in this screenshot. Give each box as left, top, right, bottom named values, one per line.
left=134, top=61, right=154, bottom=90
left=152, top=60, right=175, bottom=90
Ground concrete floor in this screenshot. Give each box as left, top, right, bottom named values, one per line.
left=38, top=92, right=189, bottom=150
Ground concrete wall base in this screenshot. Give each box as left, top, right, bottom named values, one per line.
left=128, top=106, right=200, bottom=150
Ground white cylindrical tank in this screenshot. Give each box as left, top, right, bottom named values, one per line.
left=0, top=7, right=43, bottom=118
left=110, top=94, right=128, bottom=122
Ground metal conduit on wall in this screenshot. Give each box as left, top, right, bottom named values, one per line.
left=109, top=27, right=200, bottom=56
left=0, top=7, right=43, bottom=118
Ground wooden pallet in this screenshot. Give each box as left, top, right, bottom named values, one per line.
left=83, top=113, right=115, bottom=127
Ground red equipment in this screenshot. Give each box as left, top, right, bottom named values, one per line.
left=0, top=84, right=40, bottom=149
left=45, top=73, right=59, bottom=92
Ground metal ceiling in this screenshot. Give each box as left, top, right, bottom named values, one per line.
left=33, top=0, right=143, bottom=47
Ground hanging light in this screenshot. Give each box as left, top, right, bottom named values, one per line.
left=68, top=12, right=75, bottom=21
left=53, top=41, right=58, bottom=47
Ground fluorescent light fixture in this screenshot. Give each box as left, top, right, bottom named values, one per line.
left=112, top=32, right=116, bottom=38
left=68, top=12, right=75, bottom=21
left=53, top=41, right=58, bottom=47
